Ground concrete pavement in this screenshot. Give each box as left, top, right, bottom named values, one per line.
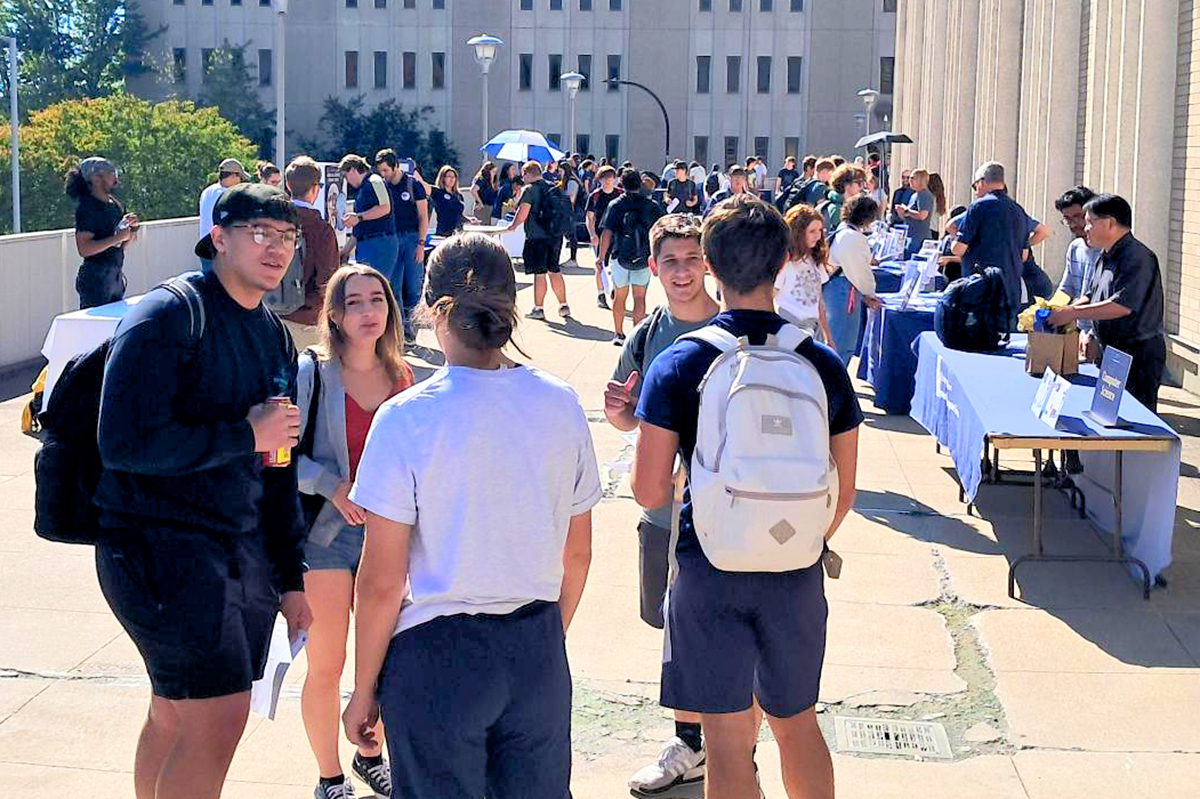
left=3, top=249, right=1200, bottom=798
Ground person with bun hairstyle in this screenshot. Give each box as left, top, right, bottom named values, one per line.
left=296, top=263, right=414, bottom=799
left=258, top=161, right=283, bottom=188
left=67, top=157, right=139, bottom=308
left=343, top=232, right=601, bottom=797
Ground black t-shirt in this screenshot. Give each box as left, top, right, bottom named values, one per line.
left=95, top=271, right=305, bottom=591
left=778, top=168, right=800, bottom=190
left=519, top=180, right=550, bottom=240
left=474, top=176, right=498, bottom=206
left=585, top=187, right=623, bottom=227
left=1090, top=232, right=1166, bottom=345
left=666, top=179, right=698, bottom=211
left=75, top=194, right=125, bottom=271
left=600, top=193, right=664, bottom=266
left=385, top=175, right=427, bottom=235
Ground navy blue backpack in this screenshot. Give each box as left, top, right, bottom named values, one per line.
left=935, top=267, right=1011, bottom=352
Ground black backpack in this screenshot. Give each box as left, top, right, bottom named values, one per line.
left=935, top=267, right=1011, bottom=353
left=777, top=177, right=814, bottom=213
left=534, top=183, right=568, bottom=237
left=705, top=172, right=722, bottom=197
left=33, top=276, right=206, bottom=545
left=616, top=198, right=653, bottom=267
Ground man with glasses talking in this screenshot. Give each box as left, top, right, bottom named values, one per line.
left=95, top=182, right=313, bottom=799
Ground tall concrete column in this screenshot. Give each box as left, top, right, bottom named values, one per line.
left=897, top=0, right=926, bottom=176
left=944, top=0, right=979, bottom=208
left=916, top=0, right=948, bottom=174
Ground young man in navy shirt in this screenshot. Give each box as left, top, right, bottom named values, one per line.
left=632, top=194, right=862, bottom=799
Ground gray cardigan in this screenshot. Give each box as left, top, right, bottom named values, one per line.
left=297, top=352, right=357, bottom=547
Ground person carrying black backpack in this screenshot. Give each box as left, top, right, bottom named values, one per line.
left=504, top=160, right=571, bottom=321
left=598, top=170, right=666, bottom=344
left=91, top=183, right=313, bottom=799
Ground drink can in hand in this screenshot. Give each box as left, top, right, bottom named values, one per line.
left=262, top=396, right=293, bottom=467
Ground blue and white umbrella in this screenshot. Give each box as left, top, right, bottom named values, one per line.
left=480, top=130, right=566, bottom=164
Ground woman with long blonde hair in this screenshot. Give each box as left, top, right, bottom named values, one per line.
left=777, top=203, right=834, bottom=344
left=296, top=263, right=415, bottom=799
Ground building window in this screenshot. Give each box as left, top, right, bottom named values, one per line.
left=791, top=0, right=802, bottom=9
left=258, top=48, right=272, bottom=86
left=724, top=136, right=739, bottom=166
left=375, top=0, right=385, bottom=7
left=880, top=56, right=895, bottom=94
left=551, top=0, right=563, bottom=8
left=433, top=0, right=444, bottom=7
left=232, top=0, right=243, bottom=6
left=201, top=48, right=214, bottom=82
left=730, top=0, right=742, bottom=10
left=609, top=0, right=621, bottom=9
left=754, top=137, right=769, bottom=159
left=699, top=0, right=711, bottom=9
left=403, top=51, right=416, bottom=88
left=202, top=0, right=212, bottom=6
left=606, top=134, right=620, bottom=160
left=576, top=134, right=590, bottom=155
left=432, top=52, right=445, bottom=89
left=174, top=0, right=184, bottom=5
left=172, top=48, right=186, bottom=84
left=549, top=54, right=562, bottom=90
left=787, top=56, right=802, bottom=93
left=520, top=0, right=532, bottom=9
left=696, top=56, right=710, bottom=94
left=760, top=0, right=772, bottom=9
left=883, top=0, right=897, bottom=10
left=519, top=53, right=533, bottom=91
left=785, top=136, right=799, bottom=159
left=726, top=55, right=741, bottom=93
left=374, top=51, right=387, bottom=88
left=345, top=51, right=358, bottom=87
left=346, top=0, right=357, bottom=6
left=404, top=0, right=415, bottom=7
left=756, top=56, right=771, bottom=93
left=694, top=136, right=709, bottom=166
left=578, top=54, right=591, bottom=90
left=607, top=54, right=621, bottom=90
left=547, top=133, right=562, bottom=147
left=580, top=0, right=592, bottom=9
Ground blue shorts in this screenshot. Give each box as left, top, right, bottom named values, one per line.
left=611, top=261, right=651, bottom=289
left=377, top=601, right=571, bottom=799
left=662, top=554, right=827, bottom=718
left=304, top=524, right=364, bottom=573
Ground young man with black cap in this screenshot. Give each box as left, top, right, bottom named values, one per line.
left=96, top=183, right=313, bottom=799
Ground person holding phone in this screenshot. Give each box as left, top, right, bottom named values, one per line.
left=67, top=157, right=139, bottom=308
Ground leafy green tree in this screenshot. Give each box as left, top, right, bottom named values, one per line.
left=301, top=95, right=460, bottom=178
left=1, top=0, right=163, bottom=115
left=196, top=42, right=274, bottom=160
left=0, top=93, right=257, bottom=233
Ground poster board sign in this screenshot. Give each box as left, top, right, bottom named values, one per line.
left=1031, top=367, right=1071, bottom=428
left=1083, top=346, right=1132, bottom=427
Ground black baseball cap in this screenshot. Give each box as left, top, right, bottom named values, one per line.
left=195, top=183, right=300, bottom=258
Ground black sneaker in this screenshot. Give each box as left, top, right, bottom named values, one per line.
left=352, top=754, right=391, bottom=799
left=613, top=333, right=627, bottom=347
left=315, top=777, right=356, bottom=799
left=597, top=292, right=610, bottom=310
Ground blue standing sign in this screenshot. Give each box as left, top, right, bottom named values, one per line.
left=1083, top=346, right=1132, bottom=427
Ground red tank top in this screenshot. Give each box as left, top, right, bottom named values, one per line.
left=345, top=368, right=414, bottom=481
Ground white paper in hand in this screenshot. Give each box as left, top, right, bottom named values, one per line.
left=667, top=197, right=681, bottom=213
left=250, top=617, right=307, bottom=720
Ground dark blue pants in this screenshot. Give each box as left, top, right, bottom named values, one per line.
left=377, top=601, right=572, bottom=799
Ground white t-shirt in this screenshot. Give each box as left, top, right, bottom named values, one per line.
left=828, top=223, right=877, bottom=297
left=198, top=183, right=225, bottom=243
left=775, top=255, right=829, bottom=323
left=754, top=162, right=768, bottom=188
left=689, top=166, right=707, bottom=186
left=349, top=364, right=603, bottom=636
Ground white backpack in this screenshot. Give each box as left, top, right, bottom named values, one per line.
left=681, top=323, right=838, bottom=572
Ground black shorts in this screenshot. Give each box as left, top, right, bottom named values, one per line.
left=522, top=237, right=560, bottom=275
left=76, top=262, right=126, bottom=309
left=638, top=520, right=671, bottom=629
left=96, top=528, right=279, bottom=700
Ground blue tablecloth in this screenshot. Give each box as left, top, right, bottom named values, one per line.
left=874, top=260, right=948, bottom=294
left=856, top=293, right=941, bottom=414
left=909, top=331, right=1180, bottom=580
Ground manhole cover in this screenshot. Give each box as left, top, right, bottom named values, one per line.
left=833, top=716, right=953, bottom=759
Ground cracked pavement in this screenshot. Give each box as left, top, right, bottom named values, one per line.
left=3, top=251, right=1200, bottom=797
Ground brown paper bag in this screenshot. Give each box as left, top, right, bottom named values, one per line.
left=1026, top=331, right=1080, bottom=376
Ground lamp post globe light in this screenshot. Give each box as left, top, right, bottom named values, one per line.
left=560, top=71, right=584, bottom=156
left=274, top=0, right=288, bottom=171
left=468, top=34, right=504, bottom=152
left=857, top=88, right=879, bottom=136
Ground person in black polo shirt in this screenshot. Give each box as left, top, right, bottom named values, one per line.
left=1048, top=194, right=1167, bottom=412
left=376, top=149, right=429, bottom=342
left=96, top=183, right=312, bottom=799
left=67, top=157, right=139, bottom=308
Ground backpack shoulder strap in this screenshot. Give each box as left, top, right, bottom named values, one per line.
left=298, top=348, right=322, bottom=457
left=679, top=325, right=741, bottom=353
left=772, top=323, right=811, bottom=352
left=158, top=274, right=206, bottom=344
left=632, top=305, right=669, bottom=375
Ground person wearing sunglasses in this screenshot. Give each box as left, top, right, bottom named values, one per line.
left=95, top=182, right=313, bottom=799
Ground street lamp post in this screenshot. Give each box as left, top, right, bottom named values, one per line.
left=605, top=77, right=670, bottom=160
left=857, top=88, right=879, bottom=137
left=468, top=34, right=504, bottom=158
left=561, top=72, right=584, bottom=156
left=274, top=0, right=287, bottom=170
left=2, top=36, right=19, bottom=233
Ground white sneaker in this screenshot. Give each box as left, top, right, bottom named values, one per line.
left=628, top=736, right=705, bottom=796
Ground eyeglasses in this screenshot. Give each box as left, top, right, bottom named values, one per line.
left=229, top=224, right=298, bottom=248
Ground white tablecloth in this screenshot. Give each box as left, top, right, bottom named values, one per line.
left=464, top=223, right=526, bottom=259
left=41, top=296, right=144, bottom=410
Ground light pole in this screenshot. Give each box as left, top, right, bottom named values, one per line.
left=468, top=34, right=503, bottom=157
left=274, top=0, right=287, bottom=170
left=605, top=77, right=670, bottom=160
left=561, top=71, right=584, bottom=156
left=2, top=36, right=19, bottom=233
left=857, top=88, right=879, bottom=137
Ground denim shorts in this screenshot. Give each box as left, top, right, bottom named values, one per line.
left=304, top=524, right=365, bottom=573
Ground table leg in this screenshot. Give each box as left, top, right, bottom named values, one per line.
left=1033, top=449, right=1043, bottom=555
left=1113, top=452, right=1123, bottom=558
